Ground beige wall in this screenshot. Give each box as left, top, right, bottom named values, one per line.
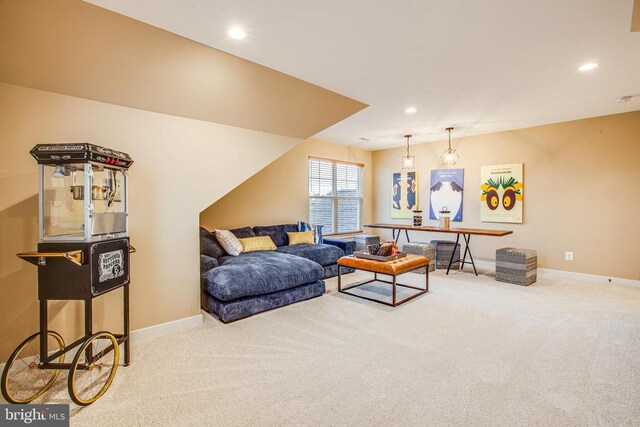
left=372, top=111, right=640, bottom=281
left=0, top=82, right=300, bottom=361
left=0, top=0, right=366, bottom=139
left=200, top=139, right=372, bottom=231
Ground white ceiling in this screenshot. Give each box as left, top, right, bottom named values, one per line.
left=86, top=0, right=640, bottom=150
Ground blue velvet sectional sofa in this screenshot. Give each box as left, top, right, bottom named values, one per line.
left=200, top=224, right=355, bottom=323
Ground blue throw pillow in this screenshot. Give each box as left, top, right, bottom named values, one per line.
left=297, top=221, right=323, bottom=244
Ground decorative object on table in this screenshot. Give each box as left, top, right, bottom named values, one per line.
left=429, top=168, right=464, bottom=222
left=430, top=240, right=461, bottom=270
left=401, top=134, right=415, bottom=170
left=3, top=143, right=134, bottom=406
left=441, top=127, right=460, bottom=166
left=352, top=234, right=381, bottom=252
left=402, top=242, right=436, bottom=273
left=439, top=207, right=451, bottom=229
left=496, top=247, right=537, bottom=285
left=373, top=241, right=398, bottom=257
left=391, top=171, right=419, bottom=219
left=413, top=210, right=423, bottom=226
left=297, top=220, right=323, bottom=243
left=480, top=163, right=524, bottom=223
left=356, top=240, right=400, bottom=258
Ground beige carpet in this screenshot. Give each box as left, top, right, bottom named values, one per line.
left=11, top=269, right=640, bottom=426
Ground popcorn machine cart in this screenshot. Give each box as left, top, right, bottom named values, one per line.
left=1, top=143, right=134, bottom=406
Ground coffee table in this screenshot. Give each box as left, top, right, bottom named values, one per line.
left=337, top=254, right=429, bottom=307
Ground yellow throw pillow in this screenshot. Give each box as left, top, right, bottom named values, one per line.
left=238, top=236, right=277, bottom=252
left=287, top=231, right=315, bottom=245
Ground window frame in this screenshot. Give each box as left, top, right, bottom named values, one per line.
left=308, top=156, right=364, bottom=236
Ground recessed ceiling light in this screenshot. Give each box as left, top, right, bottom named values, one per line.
left=405, top=107, right=417, bottom=114
left=228, top=27, right=246, bottom=40
left=578, top=62, right=598, bottom=72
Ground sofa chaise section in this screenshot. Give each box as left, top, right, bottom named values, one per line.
left=201, top=280, right=325, bottom=324
left=201, top=251, right=325, bottom=322
left=206, top=251, right=323, bottom=301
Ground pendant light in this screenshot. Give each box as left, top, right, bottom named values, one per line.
left=441, top=127, right=459, bottom=167
left=401, top=134, right=415, bottom=170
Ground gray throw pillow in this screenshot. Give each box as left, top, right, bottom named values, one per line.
left=200, top=255, right=219, bottom=274
left=200, top=227, right=226, bottom=259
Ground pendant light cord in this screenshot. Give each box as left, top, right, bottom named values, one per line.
left=446, top=127, right=454, bottom=152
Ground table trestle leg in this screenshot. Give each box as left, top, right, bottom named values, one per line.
left=446, top=233, right=461, bottom=275
left=462, top=234, right=478, bottom=276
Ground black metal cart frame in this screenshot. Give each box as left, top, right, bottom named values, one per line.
left=36, top=285, right=131, bottom=371
left=2, top=244, right=135, bottom=405
left=14, top=246, right=134, bottom=370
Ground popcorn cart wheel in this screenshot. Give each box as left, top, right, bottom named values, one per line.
left=1, top=143, right=134, bottom=406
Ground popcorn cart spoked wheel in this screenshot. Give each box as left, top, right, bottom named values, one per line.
left=1, top=143, right=135, bottom=406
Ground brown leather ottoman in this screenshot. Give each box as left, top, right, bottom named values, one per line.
left=337, top=254, right=429, bottom=306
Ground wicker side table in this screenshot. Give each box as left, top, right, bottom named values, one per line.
left=496, top=247, right=537, bottom=285
left=430, top=240, right=461, bottom=270
left=353, top=234, right=381, bottom=252
left=402, top=242, right=435, bottom=273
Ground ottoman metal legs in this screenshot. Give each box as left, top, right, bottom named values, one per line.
left=337, top=265, right=428, bottom=307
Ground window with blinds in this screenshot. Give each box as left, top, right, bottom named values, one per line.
left=308, top=157, right=364, bottom=234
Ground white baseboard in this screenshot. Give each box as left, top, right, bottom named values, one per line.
left=472, top=260, right=640, bottom=288
left=130, top=313, right=203, bottom=342
left=0, top=314, right=203, bottom=371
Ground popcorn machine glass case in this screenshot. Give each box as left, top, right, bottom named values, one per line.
left=41, top=157, right=128, bottom=242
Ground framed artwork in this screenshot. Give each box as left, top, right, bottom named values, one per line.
left=391, top=171, right=418, bottom=219
left=480, top=163, right=524, bottom=223
left=429, top=168, right=464, bottom=222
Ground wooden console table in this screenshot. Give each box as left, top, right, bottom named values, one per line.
left=364, top=223, right=513, bottom=276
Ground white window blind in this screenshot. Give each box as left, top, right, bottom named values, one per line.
left=309, top=157, right=363, bottom=234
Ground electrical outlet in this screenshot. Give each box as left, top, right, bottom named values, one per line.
left=565, top=251, right=574, bottom=261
